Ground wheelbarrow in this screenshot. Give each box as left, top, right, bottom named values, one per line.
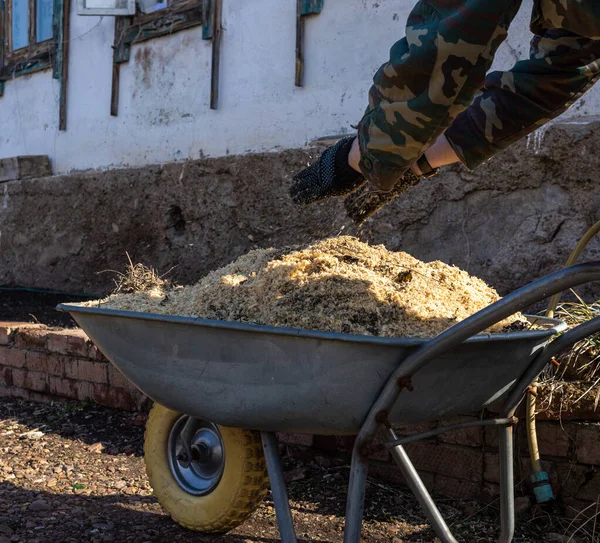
left=58, top=262, right=600, bottom=543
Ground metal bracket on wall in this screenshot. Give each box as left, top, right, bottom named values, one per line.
left=110, top=0, right=209, bottom=116
left=201, top=0, right=222, bottom=110
left=296, top=0, right=324, bottom=87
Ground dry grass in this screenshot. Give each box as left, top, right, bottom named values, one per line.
left=91, top=237, right=525, bottom=339
left=105, top=254, right=171, bottom=297
left=537, top=294, right=600, bottom=413
left=552, top=295, right=600, bottom=382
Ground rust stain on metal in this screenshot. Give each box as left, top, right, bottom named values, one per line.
left=397, top=376, right=414, bottom=392
left=526, top=385, right=538, bottom=398
left=375, top=410, right=391, bottom=428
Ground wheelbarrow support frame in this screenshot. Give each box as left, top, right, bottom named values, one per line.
left=259, top=262, right=600, bottom=543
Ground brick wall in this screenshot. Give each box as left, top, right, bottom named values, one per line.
left=0, top=322, right=148, bottom=411
left=2, top=321, right=598, bottom=510
left=281, top=413, right=600, bottom=512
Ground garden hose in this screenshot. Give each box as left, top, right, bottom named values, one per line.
left=526, top=220, right=600, bottom=503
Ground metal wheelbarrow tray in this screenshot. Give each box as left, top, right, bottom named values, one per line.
left=59, top=262, right=600, bottom=543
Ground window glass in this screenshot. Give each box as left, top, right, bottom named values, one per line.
left=12, top=0, right=29, bottom=50
left=36, top=0, right=54, bottom=42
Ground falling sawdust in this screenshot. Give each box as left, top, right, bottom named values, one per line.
left=91, top=237, right=524, bottom=338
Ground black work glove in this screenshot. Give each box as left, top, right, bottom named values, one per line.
left=344, top=166, right=439, bottom=226
left=289, top=136, right=366, bottom=205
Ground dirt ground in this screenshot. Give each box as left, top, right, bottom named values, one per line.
left=0, top=399, right=583, bottom=543
left=0, top=290, right=95, bottom=328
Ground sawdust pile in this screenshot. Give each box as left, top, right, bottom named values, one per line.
left=93, top=237, right=524, bottom=338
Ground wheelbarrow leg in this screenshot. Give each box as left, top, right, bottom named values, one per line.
left=343, top=446, right=369, bottom=543
left=498, top=425, right=515, bottom=543
left=261, top=432, right=298, bottom=543
left=386, top=429, right=459, bottom=543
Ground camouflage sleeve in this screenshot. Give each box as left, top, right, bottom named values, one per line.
left=356, top=0, right=523, bottom=191
left=445, top=0, right=600, bottom=169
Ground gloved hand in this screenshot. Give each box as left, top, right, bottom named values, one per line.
left=344, top=166, right=439, bottom=225
left=289, top=136, right=366, bottom=205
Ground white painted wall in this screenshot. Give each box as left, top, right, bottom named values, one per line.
left=1, top=0, right=599, bottom=173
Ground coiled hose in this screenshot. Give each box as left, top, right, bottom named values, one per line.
left=526, top=220, right=600, bottom=502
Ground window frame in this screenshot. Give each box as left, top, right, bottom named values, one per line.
left=0, top=0, right=69, bottom=131
left=115, top=0, right=207, bottom=55
left=1, top=0, right=55, bottom=79
left=110, top=0, right=209, bottom=115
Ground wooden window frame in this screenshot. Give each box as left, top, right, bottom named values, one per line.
left=0, top=0, right=70, bottom=130
left=114, top=0, right=207, bottom=65
left=111, top=0, right=214, bottom=115
left=1, top=0, right=55, bottom=77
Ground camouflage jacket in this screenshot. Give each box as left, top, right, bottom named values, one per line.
left=357, top=0, right=600, bottom=190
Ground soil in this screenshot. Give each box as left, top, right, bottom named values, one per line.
left=2, top=124, right=600, bottom=303
left=0, top=399, right=578, bottom=543
left=0, top=289, right=98, bottom=328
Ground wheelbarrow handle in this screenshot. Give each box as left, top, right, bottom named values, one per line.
left=355, top=261, right=600, bottom=449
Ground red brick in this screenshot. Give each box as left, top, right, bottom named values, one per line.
left=45, top=354, right=65, bottom=376
left=46, top=329, right=89, bottom=357
left=48, top=376, right=77, bottom=398
left=9, top=368, right=47, bottom=392
left=484, top=452, right=500, bottom=484
left=368, top=429, right=391, bottom=462
left=7, top=387, right=54, bottom=404
left=74, top=381, right=93, bottom=402
left=368, top=460, right=435, bottom=490
left=10, top=368, right=26, bottom=388
left=485, top=425, right=499, bottom=448
left=63, top=357, right=108, bottom=384
left=0, top=322, right=27, bottom=345
left=313, top=434, right=355, bottom=452
left=63, top=357, right=77, bottom=380
left=393, top=421, right=437, bottom=437
left=88, top=344, right=107, bottom=362
left=0, top=348, right=26, bottom=368
left=434, top=474, right=481, bottom=500
left=25, top=371, right=47, bottom=392
left=576, top=424, right=600, bottom=465
left=1, top=366, right=13, bottom=387
left=577, top=471, right=600, bottom=502
left=438, top=415, right=482, bottom=447
left=277, top=433, right=315, bottom=447
left=405, top=442, right=483, bottom=482
left=14, top=326, right=48, bottom=350
left=5, top=387, right=29, bottom=400
left=107, top=365, right=131, bottom=389
left=369, top=446, right=390, bottom=463
left=77, top=360, right=108, bottom=384
left=537, top=421, right=573, bottom=458
left=554, top=462, right=590, bottom=498
left=92, top=383, right=135, bottom=410
left=25, top=351, right=48, bottom=373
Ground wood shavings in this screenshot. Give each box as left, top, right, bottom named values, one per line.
left=92, top=237, right=524, bottom=338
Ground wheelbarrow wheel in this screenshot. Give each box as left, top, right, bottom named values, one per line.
left=144, top=404, right=269, bottom=533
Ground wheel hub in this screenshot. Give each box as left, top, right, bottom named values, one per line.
left=168, top=416, right=225, bottom=496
